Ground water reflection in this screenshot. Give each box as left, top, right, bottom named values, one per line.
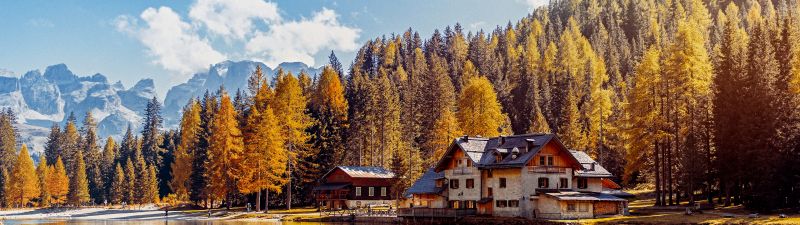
left=2, top=220, right=353, bottom=225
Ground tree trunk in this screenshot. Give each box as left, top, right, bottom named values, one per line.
left=654, top=141, right=662, bottom=207
left=287, top=144, right=293, bottom=211
left=265, top=190, right=270, bottom=213
left=256, top=189, right=262, bottom=212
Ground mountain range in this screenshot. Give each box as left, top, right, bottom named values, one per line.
left=0, top=60, right=322, bottom=154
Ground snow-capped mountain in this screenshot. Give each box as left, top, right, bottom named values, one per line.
left=1, top=61, right=322, bottom=155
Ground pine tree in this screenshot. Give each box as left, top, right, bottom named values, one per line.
left=44, top=123, right=61, bottom=166
left=207, top=91, right=245, bottom=209
left=271, top=72, right=311, bottom=210
left=190, top=92, right=216, bottom=205
left=48, top=157, right=69, bottom=205
left=81, top=112, right=103, bottom=204
left=133, top=149, right=148, bottom=204
left=310, top=66, right=349, bottom=172
left=118, top=125, right=137, bottom=165
left=0, top=168, right=7, bottom=207
left=171, top=99, right=200, bottom=200
left=141, top=97, right=163, bottom=171
left=0, top=113, right=16, bottom=173
left=61, top=114, right=81, bottom=173
left=67, top=150, right=90, bottom=205
left=110, top=163, right=125, bottom=204
left=457, top=76, right=507, bottom=137
left=6, top=145, right=39, bottom=207
left=37, top=156, right=50, bottom=207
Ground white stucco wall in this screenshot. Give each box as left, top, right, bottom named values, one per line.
left=445, top=166, right=481, bottom=201
left=573, top=177, right=603, bottom=192
left=489, top=169, right=523, bottom=217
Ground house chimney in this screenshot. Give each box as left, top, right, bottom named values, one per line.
left=499, top=135, right=506, bottom=145
left=462, top=135, right=469, bottom=142
left=590, top=162, right=596, bottom=171
left=525, top=139, right=536, bottom=152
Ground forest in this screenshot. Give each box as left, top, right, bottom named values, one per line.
left=0, top=0, right=799, bottom=212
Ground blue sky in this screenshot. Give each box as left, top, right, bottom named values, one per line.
left=0, top=0, right=546, bottom=98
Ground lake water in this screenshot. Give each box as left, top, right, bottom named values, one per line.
left=1, top=220, right=351, bottom=225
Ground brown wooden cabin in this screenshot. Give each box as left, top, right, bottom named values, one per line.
left=313, top=166, right=396, bottom=209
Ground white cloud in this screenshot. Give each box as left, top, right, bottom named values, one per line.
left=188, top=0, right=280, bottom=40
left=117, top=1, right=359, bottom=76
left=522, top=0, right=549, bottom=11
left=116, top=7, right=226, bottom=76
left=246, top=8, right=360, bottom=67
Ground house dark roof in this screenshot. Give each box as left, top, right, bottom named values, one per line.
left=569, top=150, right=613, bottom=178
left=405, top=169, right=445, bottom=196
left=435, top=134, right=585, bottom=171
left=323, top=166, right=396, bottom=179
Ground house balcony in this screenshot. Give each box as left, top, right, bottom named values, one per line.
left=446, top=167, right=478, bottom=176
left=528, top=166, right=570, bottom=174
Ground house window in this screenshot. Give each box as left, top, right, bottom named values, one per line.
left=508, top=200, right=519, bottom=207
left=539, top=156, right=545, bottom=165
left=499, top=178, right=507, bottom=188
left=381, top=187, right=387, bottom=196
left=450, top=179, right=460, bottom=189
left=487, top=188, right=493, bottom=197
left=559, top=178, right=569, bottom=189
left=487, top=170, right=493, bottom=178
left=577, top=178, right=588, bottom=189
left=466, top=179, right=474, bottom=189
left=579, top=203, right=589, bottom=212
left=567, top=203, right=576, bottom=211
left=467, top=160, right=473, bottom=167
left=496, top=200, right=507, bottom=208
left=547, top=156, right=554, bottom=165
left=538, top=177, right=549, bottom=188
left=355, top=187, right=362, bottom=196
left=450, top=200, right=460, bottom=209
left=465, top=200, right=475, bottom=209
left=369, top=187, right=375, bottom=196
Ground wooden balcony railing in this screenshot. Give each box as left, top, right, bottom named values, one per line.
left=528, top=166, right=568, bottom=174
left=451, top=167, right=474, bottom=175
left=397, top=208, right=476, bottom=218
left=316, top=193, right=349, bottom=200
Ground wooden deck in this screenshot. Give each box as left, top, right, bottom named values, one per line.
left=397, top=208, right=476, bottom=218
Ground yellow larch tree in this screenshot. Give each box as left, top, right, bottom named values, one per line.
left=241, top=105, right=285, bottom=212
left=7, top=145, right=39, bottom=207
left=457, top=76, right=507, bottom=137
left=47, top=157, right=69, bottom=205
left=37, top=156, right=50, bottom=206
left=170, top=99, right=201, bottom=201
left=207, top=91, right=245, bottom=209
left=271, top=72, right=311, bottom=210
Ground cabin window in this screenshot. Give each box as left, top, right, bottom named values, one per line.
left=508, top=200, right=519, bottom=207
left=466, top=200, right=475, bottom=209
left=495, top=155, right=502, bottom=163
left=467, top=160, right=473, bottom=167
left=567, top=203, right=576, bottom=211
left=538, top=177, right=549, bottom=188
left=355, top=187, right=362, bottom=196
left=547, top=156, right=554, bottom=165
left=539, top=156, right=545, bottom=165
left=499, top=178, right=507, bottom=188
left=559, top=178, right=569, bottom=189
left=496, top=200, right=507, bottom=208
left=487, top=188, right=493, bottom=197
left=466, top=179, right=474, bottom=189
left=577, top=178, right=588, bottom=189
left=487, top=170, right=493, bottom=178
left=450, top=200, right=460, bottom=209
left=381, top=187, right=387, bottom=197
left=450, top=179, right=460, bottom=189
left=369, top=187, right=375, bottom=196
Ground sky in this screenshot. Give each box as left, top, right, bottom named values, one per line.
left=0, top=0, right=548, bottom=99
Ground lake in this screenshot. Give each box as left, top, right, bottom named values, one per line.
left=1, top=220, right=354, bottom=225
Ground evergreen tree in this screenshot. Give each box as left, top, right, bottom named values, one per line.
left=6, top=145, right=39, bottom=207
left=190, top=92, right=216, bottom=205
left=60, top=114, right=81, bottom=173
left=146, top=164, right=159, bottom=203
left=101, top=137, right=117, bottom=202
left=0, top=168, right=7, bottom=207
left=141, top=97, right=163, bottom=171
left=0, top=112, right=16, bottom=173
left=309, top=66, right=348, bottom=172
left=43, top=123, right=61, bottom=166
left=118, top=125, right=137, bottom=165
left=67, top=150, right=89, bottom=205
left=80, top=112, right=103, bottom=204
